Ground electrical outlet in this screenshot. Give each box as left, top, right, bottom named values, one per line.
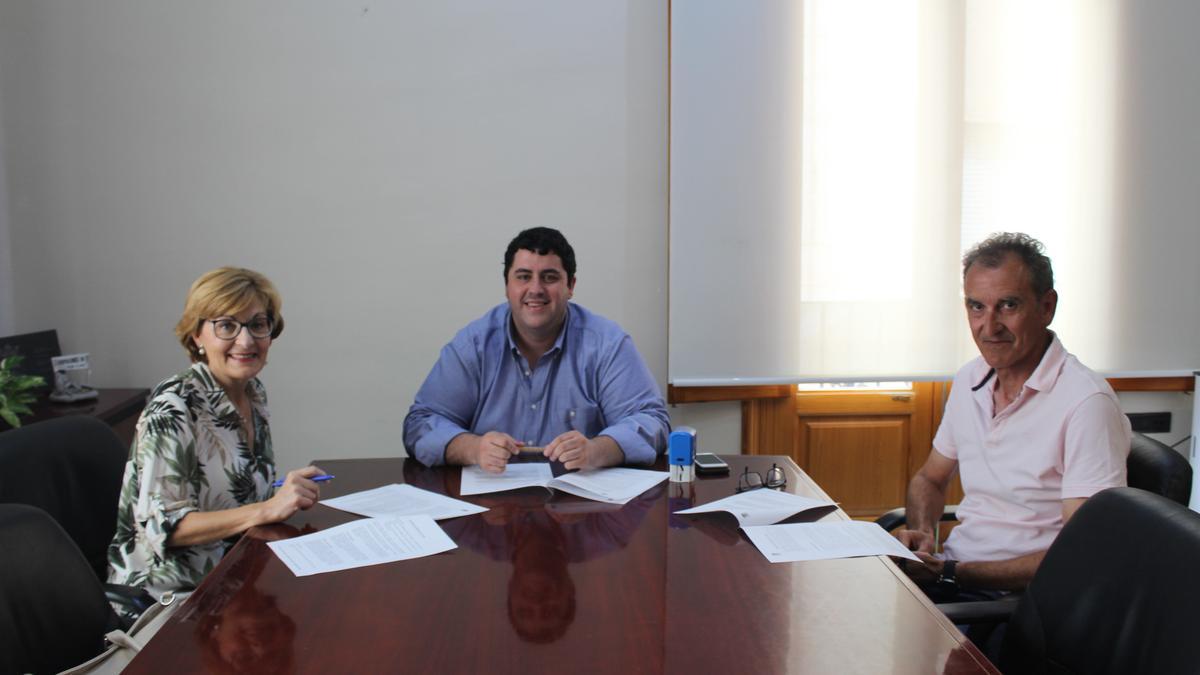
left=1127, top=412, right=1171, bottom=434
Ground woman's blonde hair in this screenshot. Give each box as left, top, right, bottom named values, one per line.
left=175, top=267, right=284, bottom=363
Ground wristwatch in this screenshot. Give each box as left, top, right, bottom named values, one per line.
left=937, top=559, right=959, bottom=593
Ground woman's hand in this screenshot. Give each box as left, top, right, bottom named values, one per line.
left=167, top=466, right=328, bottom=547
left=259, top=465, right=327, bottom=525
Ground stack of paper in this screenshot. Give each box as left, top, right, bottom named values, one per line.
left=459, top=464, right=669, bottom=505
left=322, top=483, right=488, bottom=520
left=673, top=489, right=920, bottom=564
left=269, top=484, right=485, bottom=576
left=673, top=489, right=836, bottom=526
left=741, top=521, right=921, bottom=563
left=268, top=515, right=457, bottom=576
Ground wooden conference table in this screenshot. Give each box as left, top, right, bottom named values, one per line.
left=125, top=455, right=998, bottom=674
left=0, top=388, right=148, bottom=447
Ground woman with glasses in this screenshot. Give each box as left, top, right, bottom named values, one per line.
left=107, top=267, right=325, bottom=607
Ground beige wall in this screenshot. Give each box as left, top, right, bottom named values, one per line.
left=2, top=1, right=1197, bottom=463
left=0, top=1, right=674, bottom=469
left=0, top=74, right=13, bottom=338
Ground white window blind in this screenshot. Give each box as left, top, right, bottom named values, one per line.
left=669, top=0, right=805, bottom=385
left=669, top=0, right=1200, bottom=386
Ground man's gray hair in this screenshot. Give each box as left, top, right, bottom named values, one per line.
left=962, top=232, right=1054, bottom=297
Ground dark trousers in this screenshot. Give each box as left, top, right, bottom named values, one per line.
left=922, top=585, right=1010, bottom=662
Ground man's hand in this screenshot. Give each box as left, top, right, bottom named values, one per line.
left=475, top=431, right=521, bottom=473
left=545, top=431, right=622, bottom=471
left=902, top=551, right=944, bottom=585
left=893, top=528, right=937, bottom=555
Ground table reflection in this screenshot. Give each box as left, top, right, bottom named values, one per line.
left=507, top=509, right=576, bottom=643
left=666, top=481, right=744, bottom=548
left=438, top=491, right=655, bottom=643
left=123, top=458, right=996, bottom=675
left=191, top=542, right=296, bottom=673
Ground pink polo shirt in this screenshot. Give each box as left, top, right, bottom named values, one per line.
left=936, top=335, right=1129, bottom=562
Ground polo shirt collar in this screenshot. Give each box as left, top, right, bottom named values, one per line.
left=1022, top=331, right=1066, bottom=393
left=969, top=331, right=1065, bottom=394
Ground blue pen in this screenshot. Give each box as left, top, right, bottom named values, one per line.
left=272, top=474, right=334, bottom=488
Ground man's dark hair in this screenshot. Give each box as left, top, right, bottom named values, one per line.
left=503, top=227, right=577, bottom=282
left=962, top=232, right=1054, bottom=297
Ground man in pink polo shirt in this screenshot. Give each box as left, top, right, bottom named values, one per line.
left=894, top=232, right=1130, bottom=600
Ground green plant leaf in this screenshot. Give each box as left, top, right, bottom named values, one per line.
left=0, top=355, right=43, bottom=427
left=0, top=408, right=20, bottom=428
left=14, top=375, right=44, bottom=390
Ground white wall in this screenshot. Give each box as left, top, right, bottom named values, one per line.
left=1114, top=0, right=1200, bottom=376
left=0, top=69, right=14, bottom=337
left=668, top=400, right=742, bottom=455
left=0, top=1, right=668, bottom=470
left=1109, top=0, right=1200, bottom=451
left=2, top=1, right=1196, bottom=465
left=1118, top=392, right=1193, bottom=450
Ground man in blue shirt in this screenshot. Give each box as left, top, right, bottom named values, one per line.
left=403, top=227, right=670, bottom=472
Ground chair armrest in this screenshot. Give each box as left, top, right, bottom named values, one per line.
left=104, top=582, right=156, bottom=621
left=876, top=508, right=909, bottom=532
left=875, top=505, right=960, bottom=532
left=938, top=594, right=1020, bottom=624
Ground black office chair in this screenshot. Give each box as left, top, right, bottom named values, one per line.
left=1127, top=432, right=1192, bottom=506
left=999, top=487, right=1200, bottom=674
left=875, top=432, right=1194, bottom=628
left=0, top=416, right=154, bottom=629
left=0, top=415, right=129, bottom=580
left=0, top=503, right=122, bottom=675
left=876, top=431, right=1194, bottom=532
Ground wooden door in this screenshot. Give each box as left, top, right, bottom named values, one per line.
left=744, top=382, right=963, bottom=520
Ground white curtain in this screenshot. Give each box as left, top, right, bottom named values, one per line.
left=796, top=0, right=963, bottom=379
left=669, top=0, right=1197, bottom=385
left=669, top=0, right=805, bottom=385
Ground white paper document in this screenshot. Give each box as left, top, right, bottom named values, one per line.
left=460, top=463, right=554, bottom=494
left=741, top=520, right=922, bottom=564
left=673, top=489, right=837, bottom=527
left=267, top=515, right=456, bottom=576
left=459, top=464, right=669, bottom=504
left=322, top=484, right=488, bottom=521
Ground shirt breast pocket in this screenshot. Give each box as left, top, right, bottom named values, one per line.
left=562, top=403, right=604, bottom=435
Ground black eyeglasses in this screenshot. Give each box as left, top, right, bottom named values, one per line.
left=737, top=464, right=787, bottom=493
left=206, top=316, right=274, bottom=340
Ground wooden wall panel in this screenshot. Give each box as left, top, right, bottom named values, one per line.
left=741, top=389, right=798, bottom=457
left=802, top=418, right=910, bottom=518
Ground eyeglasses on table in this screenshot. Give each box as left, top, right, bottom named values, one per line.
left=736, top=463, right=787, bottom=492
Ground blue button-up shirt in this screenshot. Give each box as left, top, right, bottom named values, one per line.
left=403, top=302, right=669, bottom=466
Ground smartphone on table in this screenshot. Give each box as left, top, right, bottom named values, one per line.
left=694, top=453, right=730, bottom=474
